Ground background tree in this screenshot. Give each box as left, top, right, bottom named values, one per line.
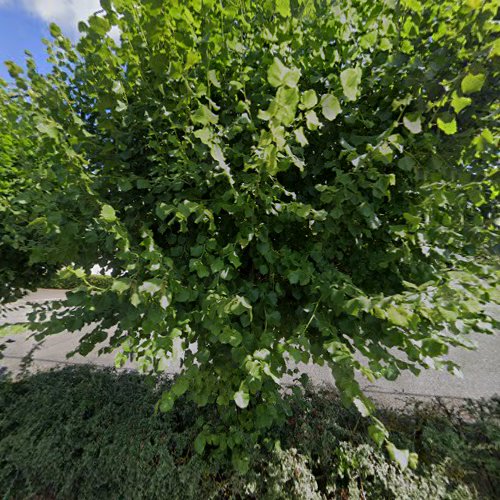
left=1, top=0, right=498, bottom=470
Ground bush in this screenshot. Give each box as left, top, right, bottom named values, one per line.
left=0, top=367, right=498, bottom=499
left=1, top=0, right=498, bottom=463
left=46, top=270, right=113, bottom=290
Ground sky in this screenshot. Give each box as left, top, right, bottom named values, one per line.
left=0, top=0, right=100, bottom=80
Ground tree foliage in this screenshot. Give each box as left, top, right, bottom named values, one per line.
left=0, top=0, right=499, bottom=469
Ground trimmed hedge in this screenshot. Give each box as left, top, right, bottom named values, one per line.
left=0, top=367, right=498, bottom=499
left=45, top=273, right=113, bottom=290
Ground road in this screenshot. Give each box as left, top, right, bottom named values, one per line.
left=1, top=289, right=499, bottom=406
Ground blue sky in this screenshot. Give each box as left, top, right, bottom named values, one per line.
left=0, top=4, right=51, bottom=80
left=0, top=0, right=99, bottom=80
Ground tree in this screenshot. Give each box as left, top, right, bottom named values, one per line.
left=0, top=0, right=498, bottom=470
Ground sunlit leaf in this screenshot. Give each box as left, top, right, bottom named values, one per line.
left=461, top=73, right=485, bottom=94
left=437, top=114, right=457, bottom=135
left=403, top=113, right=422, bottom=134
left=340, top=67, right=362, bottom=101
left=321, top=94, right=342, bottom=121
left=234, top=390, right=249, bottom=408
left=100, top=205, right=116, bottom=222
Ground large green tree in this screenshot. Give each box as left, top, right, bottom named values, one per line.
left=1, top=0, right=498, bottom=469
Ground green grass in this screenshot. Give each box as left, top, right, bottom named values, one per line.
left=0, top=323, right=28, bottom=338
left=0, top=366, right=498, bottom=499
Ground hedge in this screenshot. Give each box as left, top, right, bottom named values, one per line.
left=1, top=367, right=498, bottom=499
left=46, top=273, right=113, bottom=290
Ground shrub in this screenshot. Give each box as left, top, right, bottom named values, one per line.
left=46, top=269, right=113, bottom=290
left=0, top=0, right=498, bottom=465
left=1, top=367, right=498, bottom=499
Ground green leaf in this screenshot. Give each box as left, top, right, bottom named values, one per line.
left=194, top=127, right=212, bottom=144
left=172, top=377, right=189, bottom=396
left=190, top=245, right=204, bottom=257
left=210, top=258, right=224, bottom=273
left=368, top=422, right=389, bottom=446
left=111, top=279, right=130, bottom=294
left=220, top=326, right=237, bottom=345
left=234, top=390, right=249, bottom=408
left=397, top=156, right=416, bottom=171
left=36, top=120, right=59, bottom=139
left=88, top=15, right=110, bottom=36
left=345, top=296, right=371, bottom=316
left=114, top=352, right=127, bottom=368
left=461, top=73, right=485, bottom=94
left=437, top=114, right=457, bottom=135
left=423, top=338, right=448, bottom=356
left=228, top=296, right=252, bottom=316
left=160, top=294, right=170, bottom=310
left=403, top=212, right=420, bottom=226
left=267, top=58, right=287, bottom=87
left=130, top=293, right=141, bottom=308
left=352, top=397, right=371, bottom=417
left=207, top=69, right=221, bottom=88
left=386, top=305, right=410, bottom=327
left=321, top=94, right=342, bottom=121
left=267, top=57, right=301, bottom=88
left=403, top=113, right=422, bottom=134
left=386, top=443, right=410, bottom=470
left=138, top=280, right=162, bottom=296
left=274, top=87, right=299, bottom=125
left=288, top=270, right=301, bottom=284
left=360, top=31, right=377, bottom=49
left=232, top=452, right=250, bottom=474
left=156, top=203, right=173, bottom=221
left=5, top=61, right=23, bottom=78
left=192, top=104, right=218, bottom=125
left=111, top=80, right=125, bottom=95
left=300, top=89, right=318, bottom=109
left=294, top=127, right=308, bottom=146
left=49, top=23, right=62, bottom=38
left=340, top=67, right=362, bottom=101
left=73, top=268, right=86, bottom=279
left=451, top=92, right=472, bottom=114
left=305, top=110, right=321, bottom=130
left=194, top=433, right=206, bottom=454
left=115, top=100, right=127, bottom=113
left=276, top=0, right=291, bottom=17
left=100, top=204, right=116, bottom=222
left=466, top=0, right=481, bottom=8
left=490, top=38, right=500, bottom=58
left=401, top=0, right=423, bottom=12
left=408, top=452, right=419, bottom=470
left=159, top=392, right=174, bottom=412
left=190, top=260, right=209, bottom=278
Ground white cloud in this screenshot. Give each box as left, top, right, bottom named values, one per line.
left=1, top=0, right=121, bottom=42
left=20, top=0, right=101, bottom=34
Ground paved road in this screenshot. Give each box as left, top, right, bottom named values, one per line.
left=1, top=289, right=499, bottom=406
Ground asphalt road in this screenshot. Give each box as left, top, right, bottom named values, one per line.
left=1, top=289, right=499, bottom=406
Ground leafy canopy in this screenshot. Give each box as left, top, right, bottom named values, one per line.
left=0, top=0, right=498, bottom=470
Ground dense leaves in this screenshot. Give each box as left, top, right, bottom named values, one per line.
left=1, top=367, right=498, bottom=499
left=0, top=0, right=499, bottom=466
